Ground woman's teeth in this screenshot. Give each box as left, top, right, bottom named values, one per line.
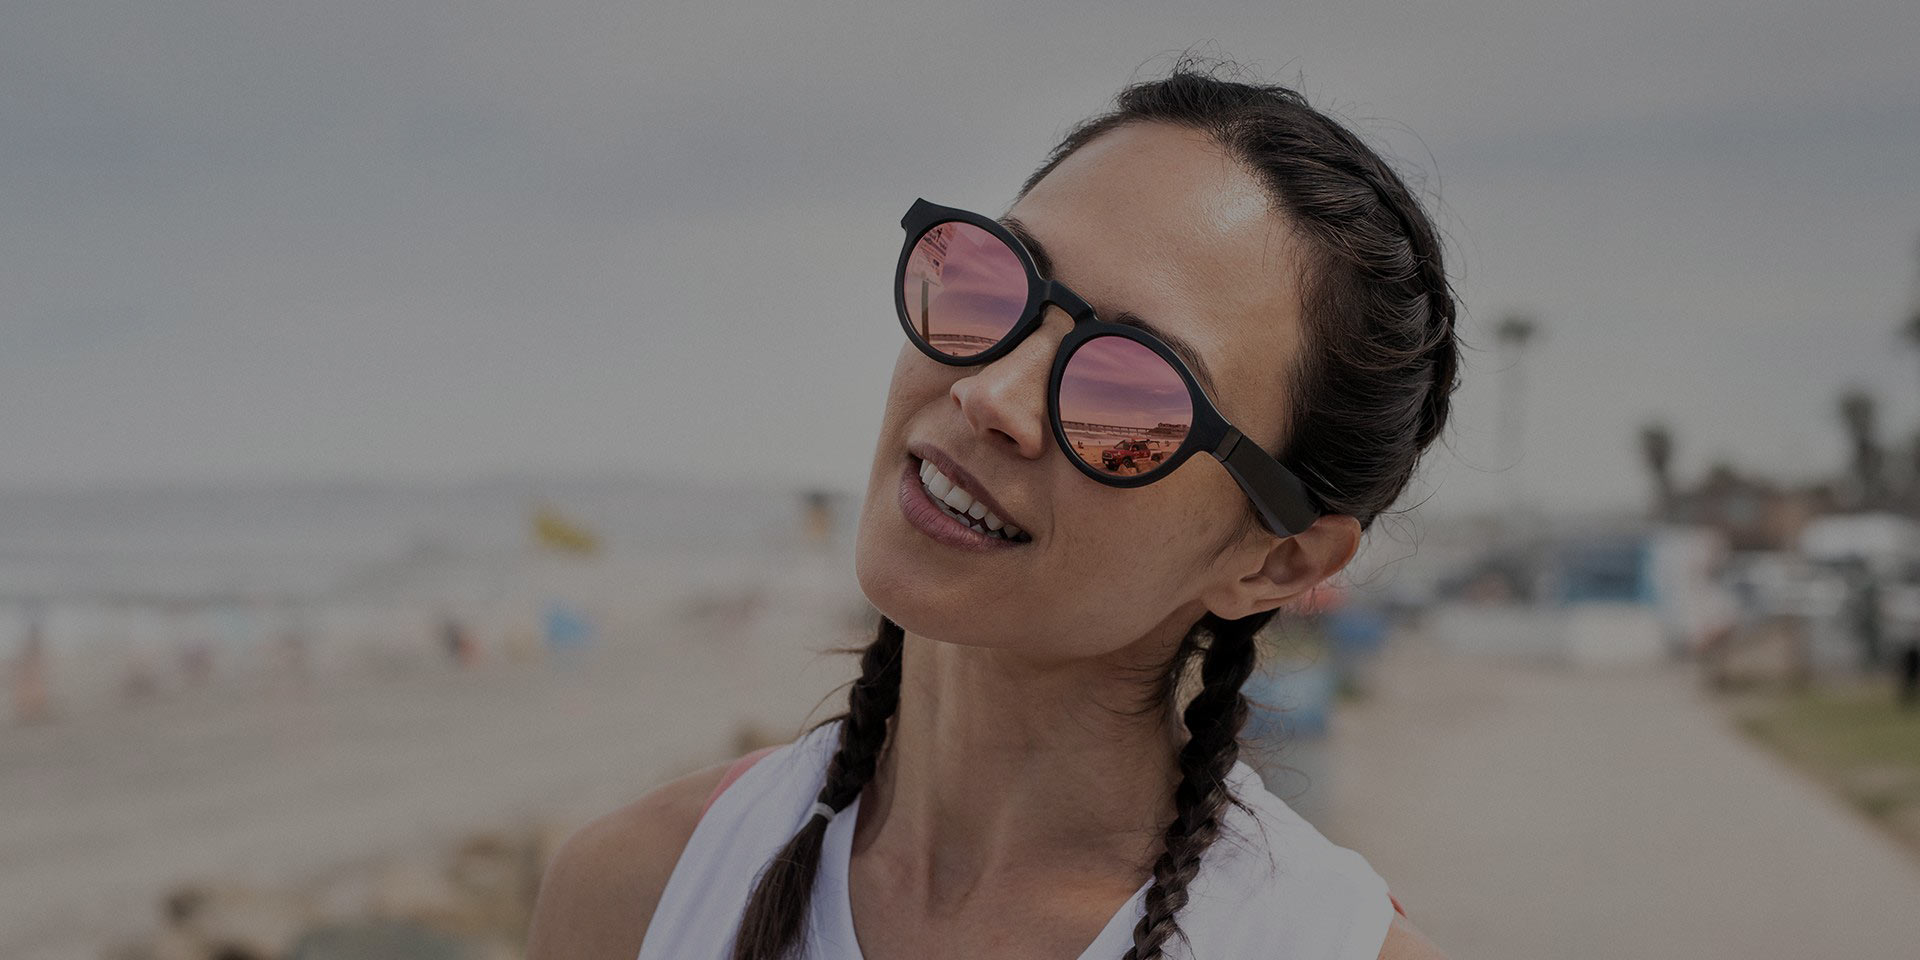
left=918, top=459, right=1028, bottom=542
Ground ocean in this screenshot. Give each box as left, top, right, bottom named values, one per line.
left=0, top=472, right=863, bottom=705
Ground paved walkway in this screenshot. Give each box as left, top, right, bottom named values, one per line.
left=1322, top=632, right=1920, bottom=960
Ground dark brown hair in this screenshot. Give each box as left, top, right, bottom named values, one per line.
left=730, top=57, right=1460, bottom=960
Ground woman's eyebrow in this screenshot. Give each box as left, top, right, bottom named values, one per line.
left=999, top=216, right=1055, bottom=276
left=999, top=215, right=1221, bottom=396
left=1107, top=311, right=1220, bottom=397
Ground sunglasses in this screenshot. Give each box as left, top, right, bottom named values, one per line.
left=894, top=198, right=1325, bottom=539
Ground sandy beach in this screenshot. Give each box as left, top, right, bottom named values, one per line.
left=1, top=546, right=867, bottom=960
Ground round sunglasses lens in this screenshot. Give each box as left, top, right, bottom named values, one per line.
left=902, top=221, right=1028, bottom=358
left=1057, top=335, right=1194, bottom=479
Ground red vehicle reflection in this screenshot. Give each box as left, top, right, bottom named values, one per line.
left=1099, top=438, right=1165, bottom=474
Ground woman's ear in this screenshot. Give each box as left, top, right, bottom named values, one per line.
left=1201, top=513, right=1361, bottom=621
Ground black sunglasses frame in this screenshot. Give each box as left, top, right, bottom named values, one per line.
left=894, top=198, right=1324, bottom=539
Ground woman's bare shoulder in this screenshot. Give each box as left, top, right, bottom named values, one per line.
left=524, top=757, right=738, bottom=960
left=1376, top=912, right=1448, bottom=960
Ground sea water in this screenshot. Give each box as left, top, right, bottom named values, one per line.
left=0, top=473, right=858, bottom=708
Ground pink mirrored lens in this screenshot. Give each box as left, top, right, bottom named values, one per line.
left=902, top=221, right=1028, bottom=358
left=1058, top=335, right=1193, bottom=478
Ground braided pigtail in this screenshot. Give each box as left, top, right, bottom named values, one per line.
left=729, top=615, right=904, bottom=960
left=1122, top=611, right=1265, bottom=960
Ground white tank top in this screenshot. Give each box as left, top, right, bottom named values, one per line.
left=638, top=718, right=1394, bottom=960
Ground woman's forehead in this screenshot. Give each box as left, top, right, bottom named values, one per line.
left=1009, top=123, right=1305, bottom=423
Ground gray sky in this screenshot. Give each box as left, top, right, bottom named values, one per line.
left=3, top=0, right=1918, bottom=517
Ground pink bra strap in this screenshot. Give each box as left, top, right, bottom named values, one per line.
left=699, top=744, right=780, bottom=819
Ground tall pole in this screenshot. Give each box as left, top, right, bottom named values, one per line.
left=919, top=280, right=930, bottom=341
left=1494, top=312, right=1540, bottom=534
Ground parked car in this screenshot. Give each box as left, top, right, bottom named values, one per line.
left=1100, top=438, right=1164, bottom=473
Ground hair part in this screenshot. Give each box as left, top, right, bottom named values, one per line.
left=730, top=56, right=1460, bottom=960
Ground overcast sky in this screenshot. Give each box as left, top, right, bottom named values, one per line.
left=3, top=0, right=1918, bottom=518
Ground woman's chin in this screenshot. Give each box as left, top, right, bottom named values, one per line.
left=852, top=551, right=1021, bottom=650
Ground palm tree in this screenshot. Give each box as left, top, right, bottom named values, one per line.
left=1838, top=387, right=1886, bottom=509
left=1901, top=234, right=1920, bottom=507
left=1906, top=430, right=1920, bottom=509
left=1904, top=230, right=1920, bottom=361
left=1639, top=421, right=1675, bottom=520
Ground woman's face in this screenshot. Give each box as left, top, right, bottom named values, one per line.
left=854, top=121, right=1332, bottom=663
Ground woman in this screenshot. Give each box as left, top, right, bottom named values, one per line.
left=529, top=62, right=1459, bottom=960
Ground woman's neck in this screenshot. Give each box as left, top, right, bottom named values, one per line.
left=850, top=625, right=1189, bottom=908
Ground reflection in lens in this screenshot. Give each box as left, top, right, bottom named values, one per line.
left=1058, top=335, right=1193, bottom=479
left=902, top=221, right=1028, bottom=358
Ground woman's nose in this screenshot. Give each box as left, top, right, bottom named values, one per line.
left=948, top=308, right=1070, bottom=461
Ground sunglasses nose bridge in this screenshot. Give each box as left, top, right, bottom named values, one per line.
left=1040, top=281, right=1097, bottom=324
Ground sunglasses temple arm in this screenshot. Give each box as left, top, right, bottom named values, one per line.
left=1215, top=429, right=1320, bottom=539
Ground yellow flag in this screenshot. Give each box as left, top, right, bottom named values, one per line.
left=532, top=504, right=601, bottom=555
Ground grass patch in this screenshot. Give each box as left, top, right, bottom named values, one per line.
left=1733, top=680, right=1920, bottom=851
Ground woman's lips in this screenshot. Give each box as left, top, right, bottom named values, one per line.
left=909, top=441, right=1026, bottom=534
left=897, top=458, right=1027, bottom=552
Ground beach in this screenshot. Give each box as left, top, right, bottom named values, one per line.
left=2, top=541, right=867, bottom=960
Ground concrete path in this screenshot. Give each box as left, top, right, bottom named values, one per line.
left=1322, top=632, right=1920, bottom=960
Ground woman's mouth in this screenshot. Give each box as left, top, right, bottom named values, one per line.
left=898, top=456, right=1032, bottom=550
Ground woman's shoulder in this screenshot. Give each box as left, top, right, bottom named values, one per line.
left=1377, top=913, right=1449, bottom=960
left=524, top=723, right=840, bottom=960
left=523, top=751, right=766, bottom=960
left=1214, top=763, right=1386, bottom=894
left=1187, top=761, right=1440, bottom=960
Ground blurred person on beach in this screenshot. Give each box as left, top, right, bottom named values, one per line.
left=441, top=613, right=477, bottom=667
left=1886, top=573, right=1920, bottom=709
left=531, top=58, right=1459, bottom=960
left=804, top=489, right=837, bottom=548
left=11, top=614, right=51, bottom=725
